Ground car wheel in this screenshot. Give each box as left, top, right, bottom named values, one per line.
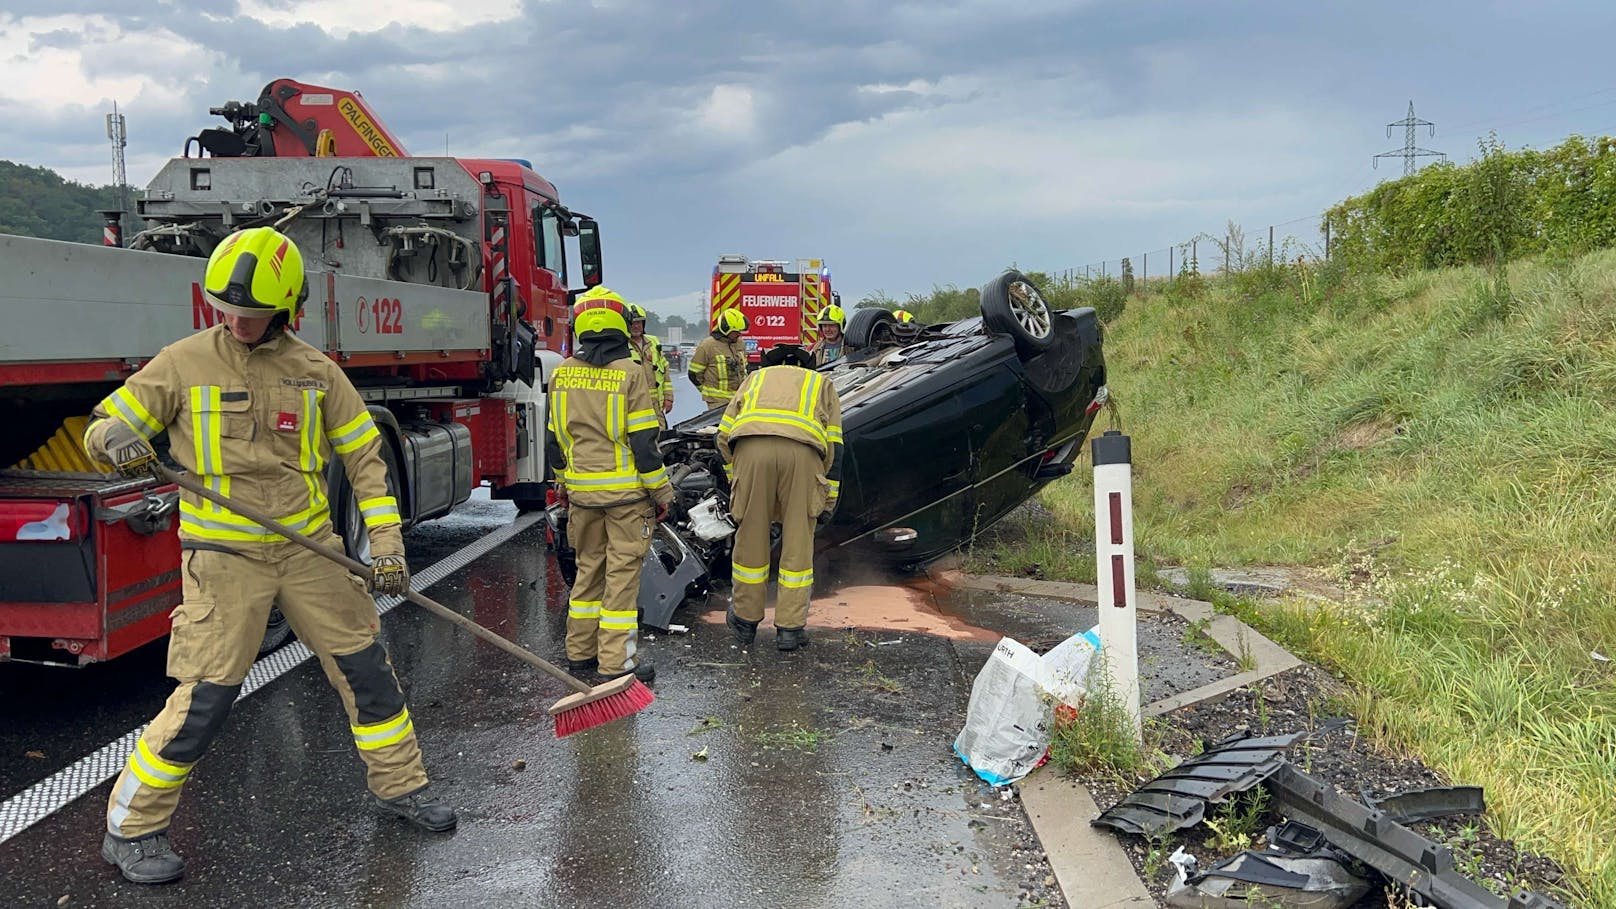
left=980, top=269, right=1054, bottom=356
left=846, top=307, right=895, bottom=348
left=258, top=605, right=292, bottom=655
left=514, top=496, right=547, bottom=514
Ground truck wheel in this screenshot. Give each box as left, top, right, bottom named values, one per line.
left=258, top=606, right=292, bottom=655
left=980, top=269, right=1054, bottom=357
left=846, top=307, right=895, bottom=348
left=514, top=496, right=548, bottom=514
left=338, top=440, right=402, bottom=564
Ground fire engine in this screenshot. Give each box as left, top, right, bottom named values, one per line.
left=709, top=255, right=833, bottom=362
left=0, top=78, right=601, bottom=665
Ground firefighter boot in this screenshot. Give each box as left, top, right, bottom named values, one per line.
left=102, top=830, right=185, bottom=884
left=568, top=657, right=598, bottom=674
left=595, top=659, right=656, bottom=686
left=776, top=627, right=811, bottom=652
left=726, top=604, right=759, bottom=645
left=375, top=786, right=458, bottom=833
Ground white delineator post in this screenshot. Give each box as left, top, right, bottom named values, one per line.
left=1092, top=429, right=1141, bottom=740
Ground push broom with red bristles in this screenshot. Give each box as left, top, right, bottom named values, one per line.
left=154, top=465, right=652, bottom=737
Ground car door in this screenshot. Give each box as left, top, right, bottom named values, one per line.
left=954, top=352, right=1039, bottom=539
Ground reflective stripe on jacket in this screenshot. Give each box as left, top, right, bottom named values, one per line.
left=716, top=365, right=844, bottom=498
left=687, top=335, right=748, bottom=403
left=83, top=325, right=401, bottom=551
left=545, top=357, right=674, bottom=508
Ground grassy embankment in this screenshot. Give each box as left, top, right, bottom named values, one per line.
left=969, top=249, right=1616, bottom=906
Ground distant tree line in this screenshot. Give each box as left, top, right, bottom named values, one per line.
left=0, top=161, right=137, bottom=244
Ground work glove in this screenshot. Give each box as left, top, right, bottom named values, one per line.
left=369, top=553, right=410, bottom=597
left=655, top=501, right=670, bottom=523
left=101, top=420, right=158, bottom=479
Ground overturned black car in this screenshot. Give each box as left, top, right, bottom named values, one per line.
left=556, top=269, right=1108, bottom=630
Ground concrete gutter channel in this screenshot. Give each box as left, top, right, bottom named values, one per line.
left=951, top=573, right=1304, bottom=909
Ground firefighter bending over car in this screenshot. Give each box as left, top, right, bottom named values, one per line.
left=689, top=308, right=749, bottom=407
left=84, top=226, right=452, bottom=886
left=718, top=344, right=843, bottom=651
left=548, top=288, right=673, bottom=684
left=809, top=304, right=846, bottom=367
left=626, top=302, right=674, bottom=429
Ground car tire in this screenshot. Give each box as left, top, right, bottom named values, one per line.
left=258, top=605, right=292, bottom=654
left=980, top=270, right=1054, bottom=357
left=846, top=307, right=895, bottom=348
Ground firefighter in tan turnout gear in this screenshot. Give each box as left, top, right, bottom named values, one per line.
left=718, top=344, right=843, bottom=651
left=688, top=308, right=749, bottom=407
left=548, top=288, right=674, bottom=683
left=626, top=302, right=674, bottom=429
left=82, top=227, right=453, bottom=885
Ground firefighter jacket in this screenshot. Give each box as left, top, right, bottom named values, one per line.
left=688, top=333, right=748, bottom=404
left=630, top=333, right=673, bottom=410
left=545, top=350, right=674, bottom=509
left=810, top=338, right=844, bottom=367
left=83, top=325, right=402, bottom=554
left=716, top=365, right=844, bottom=503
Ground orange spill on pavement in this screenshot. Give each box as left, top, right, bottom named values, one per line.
left=699, top=569, right=997, bottom=642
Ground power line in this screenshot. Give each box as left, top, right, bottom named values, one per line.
left=1373, top=100, right=1446, bottom=177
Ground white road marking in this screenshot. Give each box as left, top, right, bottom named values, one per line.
left=0, top=512, right=541, bottom=845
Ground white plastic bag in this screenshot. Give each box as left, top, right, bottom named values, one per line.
left=1042, top=626, right=1102, bottom=710
left=953, top=637, right=1053, bottom=785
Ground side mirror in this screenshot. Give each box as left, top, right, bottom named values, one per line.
left=578, top=218, right=603, bottom=288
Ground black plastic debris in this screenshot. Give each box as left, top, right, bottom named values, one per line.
left=1362, top=785, right=1487, bottom=824
left=1165, top=847, right=1373, bottom=909
left=1092, top=732, right=1306, bottom=837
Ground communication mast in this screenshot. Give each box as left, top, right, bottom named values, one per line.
left=105, top=102, right=129, bottom=235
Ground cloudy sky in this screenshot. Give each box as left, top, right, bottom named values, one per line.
left=3, top=1, right=1612, bottom=321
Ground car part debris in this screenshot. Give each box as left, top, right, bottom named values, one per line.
left=1267, top=764, right=1565, bottom=909
left=1092, top=732, right=1306, bottom=837
left=1165, top=847, right=1373, bottom=909
left=638, top=523, right=708, bottom=633
left=1361, top=785, right=1486, bottom=824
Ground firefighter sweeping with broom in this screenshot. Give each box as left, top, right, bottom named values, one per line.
left=82, top=226, right=454, bottom=885
left=548, top=287, right=674, bottom=684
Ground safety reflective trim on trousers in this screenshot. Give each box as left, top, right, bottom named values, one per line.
left=599, top=607, right=638, bottom=630
left=730, top=410, right=828, bottom=446
left=107, top=388, right=163, bottom=438
left=778, top=567, right=814, bottom=589
left=329, top=411, right=381, bottom=454
left=732, top=562, right=770, bottom=584
left=352, top=709, right=414, bottom=751
left=569, top=600, right=602, bottom=619
left=127, top=739, right=189, bottom=790
left=360, top=495, right=402, bottom=528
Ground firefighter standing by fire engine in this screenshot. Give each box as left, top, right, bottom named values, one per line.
left=718, top=344, right=843, bottom=651
left=548, top=288, right=673, bottom=683
left=82, top=227, right=452, bottom=885
left=688, top=309, right=749, bottom=407
left=626, top=303, right=674, bottom=429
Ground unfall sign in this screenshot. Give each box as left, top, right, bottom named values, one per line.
left=740, top=282, right=802, bottom=351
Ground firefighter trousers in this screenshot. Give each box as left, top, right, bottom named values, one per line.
left=106, top=538, right=430, bottom=840
left=566, top=502, right=654, bottom=675
left=729, top=435, right=825, bottom=629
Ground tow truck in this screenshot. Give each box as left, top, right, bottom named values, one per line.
left=0, top=78, right=601, bottom=665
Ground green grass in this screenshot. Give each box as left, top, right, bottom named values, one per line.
left=997, top=249, right=1616, bottom=906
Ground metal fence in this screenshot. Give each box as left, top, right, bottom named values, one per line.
left=1046, top=212, right=1335, bottom=290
